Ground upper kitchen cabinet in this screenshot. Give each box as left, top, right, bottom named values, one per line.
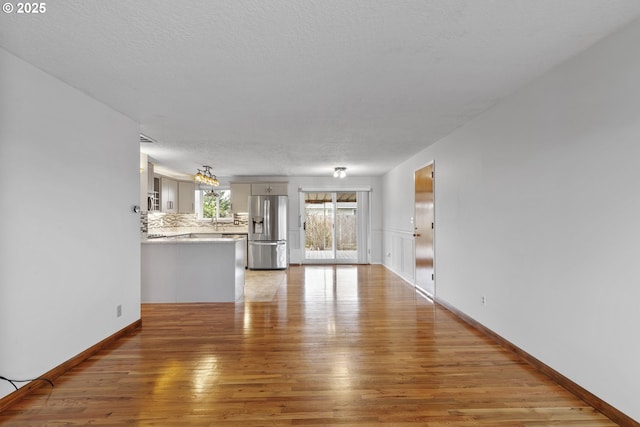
left=230, top=183, right=251, bottom=213
left=146, top=164, right=160, bottom=212
left=160, top=177, right=178, bottom=213
left=147, top=163, right=155, bottom=193
left=178, top=181, right=195, bottom=214
left=251, top=182, right=288, bottom=196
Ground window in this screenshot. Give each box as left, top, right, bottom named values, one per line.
left=195, top=189, right=232, bottom=221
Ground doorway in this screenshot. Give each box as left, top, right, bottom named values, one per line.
left=303, top=192, right=358, bottom=263
left=415, top=163, right=434, bottom=297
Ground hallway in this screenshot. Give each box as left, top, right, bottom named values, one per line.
left=0, top=265, right=617, bottom=426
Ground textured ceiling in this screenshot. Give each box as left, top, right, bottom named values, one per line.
left=2, top=1, right=640, bottom=180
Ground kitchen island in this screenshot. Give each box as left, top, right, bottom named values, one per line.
left=141, top=234, right=245, bottom=303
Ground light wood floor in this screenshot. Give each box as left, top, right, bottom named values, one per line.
left=0, top=265, right=618, bottom=426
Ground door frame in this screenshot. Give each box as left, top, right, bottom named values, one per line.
left=298, top=187, right=371, bottom=265
left=300, top=190, right=357, bottom=264
left=414, top=161, right=435, bottom=298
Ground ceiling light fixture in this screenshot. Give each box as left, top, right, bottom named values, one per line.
left=194, top=165, right=219, bottom=186
left=333, top=167, right=347, bottom=179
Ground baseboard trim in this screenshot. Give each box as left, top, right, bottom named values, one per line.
left=434, top=297, right=638, bottom=427
left=0, top=319, right=142, bottom=412
left=382, top=263, right=416, bottom=289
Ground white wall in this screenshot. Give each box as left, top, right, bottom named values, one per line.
left=382, top=163, right=420, bottom=282
left=0, top=48, right=141, bottom=399
left=383, top=19, right=640, bottom=422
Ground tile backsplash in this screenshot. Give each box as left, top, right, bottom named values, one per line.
left=148, top=212, right=205, bottom=229
left=141, top=212, right=248, bottom=234
left=140, top=211, right=149, bottom=233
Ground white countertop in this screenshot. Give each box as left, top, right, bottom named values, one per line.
left=141, top=235, right=246, bottom=244
left=148, top=226, right=248, bottom=235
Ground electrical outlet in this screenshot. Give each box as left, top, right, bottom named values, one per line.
left=117, top=305, right=122, bottom=317
left=481, top=296, right=487, bottom=307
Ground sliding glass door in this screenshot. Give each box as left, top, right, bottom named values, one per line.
left=303, top=192, right=358, bottom=263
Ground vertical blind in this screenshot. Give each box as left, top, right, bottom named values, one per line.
left=356, top=191, right=370, bottom=264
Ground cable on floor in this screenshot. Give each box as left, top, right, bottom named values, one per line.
left=0, top=375, right=54, bottom=391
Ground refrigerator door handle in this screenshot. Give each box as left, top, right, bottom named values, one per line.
left=264, top=199, right=270, bottom=236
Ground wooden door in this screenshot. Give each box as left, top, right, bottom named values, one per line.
left=414, top=164, right=434, bottom=297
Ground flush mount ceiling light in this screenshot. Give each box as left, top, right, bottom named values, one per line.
left=194, top=165, right=219, bottom=186
left=333, top=167, right=347, bottom=179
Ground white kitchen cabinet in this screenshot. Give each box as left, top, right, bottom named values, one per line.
left=141, top=237, right=245, bottom=303
left=149, top=177, right=160, bottom=211
left=144, top=163, right=160, bottom=212
left=147, top=163, right=155, bottom=193
left=178, top=181, right=195, bottom=213
left=141, top=240, right=177, bottom=301
left=230, top=183, right=251, bottom=213
left=139, top=162, right=149, bottom=212
left=251, top=182, right=288, bottom=196
left=160, top=177, right=178, bottom=213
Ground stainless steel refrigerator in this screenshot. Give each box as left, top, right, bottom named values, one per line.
left=248, top=195, right=288, bottom=269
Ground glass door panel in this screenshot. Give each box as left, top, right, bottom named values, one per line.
left=304, top=193, right=334, bottom=260
left=304, top=192, right=358, bottom=263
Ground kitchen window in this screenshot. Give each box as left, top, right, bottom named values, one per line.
left=195, top=189, right=232, bottom=221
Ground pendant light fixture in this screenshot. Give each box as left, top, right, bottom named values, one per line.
left=333, top=167, right=347, bottom=178
left=194, top=165, right=219, bottom=186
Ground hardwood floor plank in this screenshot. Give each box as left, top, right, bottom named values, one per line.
left=0, top=265, right=622, bottom=426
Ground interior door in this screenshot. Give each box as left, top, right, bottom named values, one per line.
left=415, top=164, right=434, bottom=296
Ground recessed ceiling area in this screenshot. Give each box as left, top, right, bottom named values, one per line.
left=2, top=1, right=639, bottom=179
